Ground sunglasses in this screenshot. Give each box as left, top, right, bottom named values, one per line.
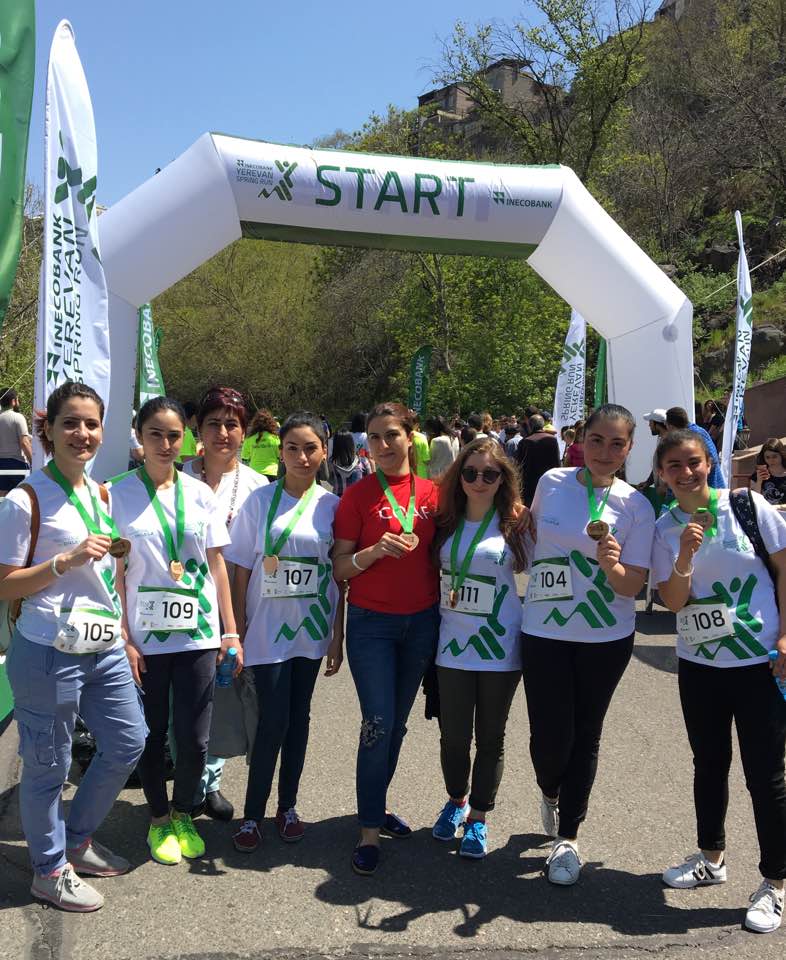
left=461, top=466, right=502, bottom=485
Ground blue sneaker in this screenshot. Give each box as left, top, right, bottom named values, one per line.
left=460, top=819, right=488, bottom=859
left=433, top=800, right=470, bottom=841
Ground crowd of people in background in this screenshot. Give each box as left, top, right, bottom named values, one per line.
left=0, top=381, right=784, bottom=937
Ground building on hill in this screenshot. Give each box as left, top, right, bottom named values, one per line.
left=417, top=58, right=547, bottom=152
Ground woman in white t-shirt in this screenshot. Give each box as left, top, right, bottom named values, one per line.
left=0, top=382, right=147, bottom=913
left=181, top=386, right=268, bottom=822
left=431, top=438, right=526, bottom=859
left=521, top=403, right=654, bottom=886
left=652, top=429, right=786, bottom=934
left=113, top=397, right=238, bottom=867
left=227, top=412, right=342, bottom=852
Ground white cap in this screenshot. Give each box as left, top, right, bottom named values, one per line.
left=643, top=409, right=667, bottom=424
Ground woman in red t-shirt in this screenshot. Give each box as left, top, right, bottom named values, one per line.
left=334, top=402, right=440, bottom=876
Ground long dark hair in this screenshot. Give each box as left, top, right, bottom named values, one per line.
left=248, top=408, right=278, bottom=439
left=136, top=396, right=186, bottom=432
left=655, top=428, right=711, bottom=468
left=585, top=403, right=635, bottom=481
left=757, top=438, right=786, bottom=469
left=331, top=429, right=357, bottom=468
left=432, top=438, right=527, bottom=572
left=279, top=411, right=327, bottom=445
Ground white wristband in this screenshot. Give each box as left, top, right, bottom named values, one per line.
left=221, top=633, right=240, bottom=640
left=672, top=558, right=694, bottom=578
left=351, top=552, right=366, bottom=572
left=50, top=555, right=65, bottom=578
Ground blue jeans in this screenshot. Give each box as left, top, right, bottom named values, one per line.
left=243, top=657, right=322, bottom=821
left=346, top=603, right=439, bottom=828
left=6, top=630, right=147, bottom=876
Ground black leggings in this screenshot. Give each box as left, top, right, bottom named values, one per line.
left=678, top=657, right=786, bottom=879
left=521, top=632, right=634, bottom=839
left=137, top=649, right=216, bottom=818
left=437, top=666, right=521, bottom=813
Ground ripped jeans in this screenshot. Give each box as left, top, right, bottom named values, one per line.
left=346, top=603, right=439, bottom=828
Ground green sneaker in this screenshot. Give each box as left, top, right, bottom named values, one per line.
left=147, top=822, right=182, bottom=865
left=170, top=811, right=205, bottom=859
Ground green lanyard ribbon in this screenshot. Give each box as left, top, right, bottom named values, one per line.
left=668, top=487, right=718, bottom=538
left=376, top=469, right=416, bottom=535
left=450, top=507, right=496, bottom=595
left=139, top=466, right=185, bottom=565
left=585, top=471, right=613, bottom=524
left=264, top=480, right=317, bottom=557
left=48, top=461, right=119, bottom=539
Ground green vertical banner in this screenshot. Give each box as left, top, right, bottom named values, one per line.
left=137, top=304, right=166, bottom=406
left=408, top=345, right=432, bottom=417
left=0, top=0, right=35, bottom=331
left=594, top=337, right=607, bottom=410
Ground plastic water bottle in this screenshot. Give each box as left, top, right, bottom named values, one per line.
left=768, top=650, right=786, bottom=700
left=216, top=647, right=237, bottom=688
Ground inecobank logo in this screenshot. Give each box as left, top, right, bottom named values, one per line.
left=493, top=188, right=553, bottom=209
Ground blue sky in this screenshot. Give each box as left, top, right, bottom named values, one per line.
left=27, top=0, right=529, bottom=205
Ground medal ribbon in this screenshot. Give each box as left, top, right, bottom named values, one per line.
left=376, top=469, right=416, bottom=535
left=264, top=479, right=317, bottom=557
left=585, top=471, right=613, bottom=524
left=139, top=466, right=185, bottom=566
left=668, top=487, right=718, bottom=538
left=48, top=461, right=120, bottom=539
left=450, top=507, right=497, bottom=596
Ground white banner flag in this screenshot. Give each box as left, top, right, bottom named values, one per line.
left=553, top=310, right=587, bottom=455
left=720, top=212, right=752, bottom=485
left=34, top=21, right=109, bottom=466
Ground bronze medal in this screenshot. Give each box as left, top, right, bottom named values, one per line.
left=109, top=538, right=131, bottom=559
left=263, top=555, right=279, bottom=575
left=401, top=532, right=419, bottom=550
left=692, top=510, right=713, bottom=531
left=169, top=560, right=184, bottom=581
left=449, top=589, right=458, bottom=609
left=586, top=520, right=609, bottom=542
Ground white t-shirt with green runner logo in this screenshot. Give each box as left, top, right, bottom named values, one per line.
left=436, top=515, right=523, bottom=671
left=224, top=482, right=340, bottom=666
left=0, top=470, right=121, bottom=648
left=522, top=468, right=655, bottom=643
left=111, top=470, right=230, bottom=654
left=651, top=489, right=786, bottom=667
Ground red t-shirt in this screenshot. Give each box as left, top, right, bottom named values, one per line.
left=334, top=471, right=439, bottom=614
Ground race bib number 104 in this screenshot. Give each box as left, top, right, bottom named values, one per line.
left=527, top=558, right=573, bottom=602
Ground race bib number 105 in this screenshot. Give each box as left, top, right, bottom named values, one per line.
left=55, top=608, right=121, bottom=655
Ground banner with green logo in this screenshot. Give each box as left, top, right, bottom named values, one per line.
left=0, top=0, right=35, bottom=333
left=554, top=310, right=586, bottom=454
left=594, top=337, right=607, bottom=410
left=408, top=345, right=432, bottom=417
left=137, top=303, right=166, bottom=406
left=33, top=21, right=109, bottom=467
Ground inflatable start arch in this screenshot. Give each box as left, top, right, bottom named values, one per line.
left=95, top=133, right=694, bottom=481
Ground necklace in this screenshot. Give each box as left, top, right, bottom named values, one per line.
left=200, top=458, right=241, bottom=527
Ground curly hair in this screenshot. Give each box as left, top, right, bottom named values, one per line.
left=248, top=408, right=278, bottom=437
left=432, top=438, right=527, bottom=572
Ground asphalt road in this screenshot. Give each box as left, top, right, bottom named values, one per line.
left=1, top=599, right=784, bottom=959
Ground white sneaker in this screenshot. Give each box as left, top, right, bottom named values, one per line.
left=545, top=838, right=582, bottom=886
left=540, top=795, right=558, bottom=838
left=662, top=852, right=727, bottom=889
left=745, top=881, right=784, bottom=934
left=31, top=863, right=104, bottom=912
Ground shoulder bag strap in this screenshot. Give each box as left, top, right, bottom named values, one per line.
left=9, top=483, right=40, bottom=626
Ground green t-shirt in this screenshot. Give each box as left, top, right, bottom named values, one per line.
left=412, top=431, right=430, bottom=479
left=177, top=426, right=198, bottom=462
left=241, top=431, right=281, bottom=476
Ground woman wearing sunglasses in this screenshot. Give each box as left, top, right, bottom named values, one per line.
left=333, top=401, right=441, bottom=876
left=181, top=386, right=268, bottom=821
left=431, top=439, right=527, bottom=858
left=521, top=403, right=655, bottom=886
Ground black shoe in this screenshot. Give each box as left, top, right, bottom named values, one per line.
left=192, top=800, right=207, bottom=818
left=205, top=790, right=234, bottom=821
